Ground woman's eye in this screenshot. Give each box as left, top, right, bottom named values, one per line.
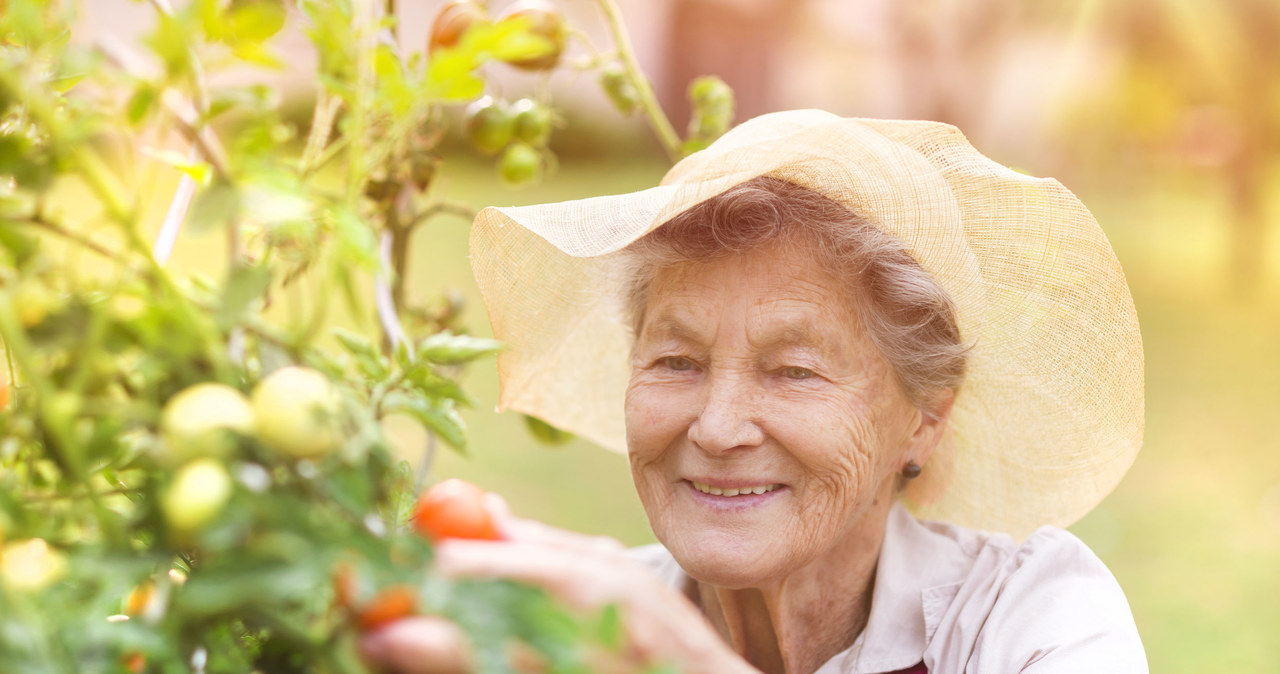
left=782, top=366, right=814, bottom=380
left=663, top=356, right=694, bottom=371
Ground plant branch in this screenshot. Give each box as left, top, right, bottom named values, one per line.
left=590, top=0, right=682, bottom=162
left=20, top=487, right=143, bottom=503
left=15, top=214, right=126, bottom=262
left=406, top=199, right=477, bottom=229
left=300, top=92, right=343, bottom=176
left=3, top=335, right=15, bottom=390
left=302, top=134, right=350, bottom=179
left=151, top=147, right=201, bottom=265
left=158, top=90, right=233, bottom=182
left=375, top=230, right=409, bottom=354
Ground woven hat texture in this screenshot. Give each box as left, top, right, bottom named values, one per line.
left=470, top=109, right=1144, bottom=537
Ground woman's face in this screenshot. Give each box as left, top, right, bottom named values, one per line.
left=625, top=239, right=924, bottom=588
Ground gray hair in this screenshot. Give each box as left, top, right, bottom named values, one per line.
left=620, top=176, right=968, bottom=418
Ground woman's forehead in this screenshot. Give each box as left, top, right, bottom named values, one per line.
left=639, top=245, right=865, bottom=347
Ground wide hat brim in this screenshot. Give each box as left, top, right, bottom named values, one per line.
left=470, top=109, right=1143, bottom=538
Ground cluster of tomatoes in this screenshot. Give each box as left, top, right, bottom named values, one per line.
left=339, top=478, right=500, bottom=631
left=156, top=367, right=345, bottom=536
left=430, top=0, right=566, bottom=186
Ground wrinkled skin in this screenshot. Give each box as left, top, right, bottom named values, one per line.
left=360, top=238, right=951, bottom=674
left=624, top=239, right=950, bottom=672
left=627, top=240, right=924, bottom=587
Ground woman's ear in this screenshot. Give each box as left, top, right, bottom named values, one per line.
left=904, top=389, right=955, bottom=469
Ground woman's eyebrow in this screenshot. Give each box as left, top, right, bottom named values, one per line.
left=639, top=315, right=706, bottom=345
left=751, top=322, right=831, bottom=352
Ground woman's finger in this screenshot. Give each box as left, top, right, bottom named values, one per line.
left=358, top=616, right=473, bottom=674
left=434, top=540, right=636, bottom=609
left=479, top=490, right=622, bottom=555
left=493, top=515, right=626, bottom=556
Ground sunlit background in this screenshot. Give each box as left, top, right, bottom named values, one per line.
left=60, top=0, right=1280, bottom=671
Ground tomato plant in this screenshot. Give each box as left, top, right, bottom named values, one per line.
left=0, top=0, right=734, bottom=670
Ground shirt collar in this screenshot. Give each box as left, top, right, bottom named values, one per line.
left=822, top=502, right=973, bottom=674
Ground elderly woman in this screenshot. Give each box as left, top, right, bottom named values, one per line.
left=361, top=111, right=1147, bottom=673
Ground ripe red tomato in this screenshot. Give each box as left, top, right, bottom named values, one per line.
left=412, top=478, right=500, bottom=541
left=358, top=585, right=417, bottom=631
left=428, top=0, right=488, bottom=55
left=121, top=651, right=147, bottom=674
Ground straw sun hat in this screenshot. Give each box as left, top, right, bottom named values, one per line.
left=470, top=109, right=1143, bottom=538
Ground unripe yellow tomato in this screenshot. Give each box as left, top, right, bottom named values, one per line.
left=162, top=459, right=233, bottom=534
left=1, top=538, right=68, bottom=592
left=124, top=580, right=155, bottom=616
left=496, top=0, right=567, bottom=71
left=160, top=383, right=255, bottom=461
left=251, top=367, right=343, bottom=459
left=12, top=281, right=58, bottom=328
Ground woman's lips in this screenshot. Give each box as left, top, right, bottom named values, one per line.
left=689, top=480, right=781, bottom=496
left=683, top=479, right=786, bottom=509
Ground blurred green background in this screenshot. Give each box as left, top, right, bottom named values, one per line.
left=48, top=0, right=1280, bottom=671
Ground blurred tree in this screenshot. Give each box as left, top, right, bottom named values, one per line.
left=1066, top=0, right=1279, bottom=294
left=661, top=0, right=793, bottom=127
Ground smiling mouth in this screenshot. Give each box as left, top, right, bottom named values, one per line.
left=689, top=481, right=782, bottom=497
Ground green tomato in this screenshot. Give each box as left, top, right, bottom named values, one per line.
left=160, top=383, right=255, bottom=461
left=600, top=66, right=639, bottom=116
left=499, top=142, right=543, bottom=187
left=162, top=459, right=233, bottom=534
left=0, top=538, right=68, bottom=592
left=512, top=98, right=553, bottom=147
left=465, top=96, right=515, bottom=155
left=251, top=366, right=343, bottom=459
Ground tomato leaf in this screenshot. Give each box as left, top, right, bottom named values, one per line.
left=216, top=264, right=272, bottom=330
left=382, top=392, right=467, bottom=452
left=416, top=332, right=503, bottom=365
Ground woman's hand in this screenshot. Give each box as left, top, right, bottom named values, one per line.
left=357, top=495, right=756, bottom=674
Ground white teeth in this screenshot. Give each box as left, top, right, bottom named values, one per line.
left=691, top=481, right=780, bottom=497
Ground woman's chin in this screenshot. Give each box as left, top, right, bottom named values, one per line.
left=662, top=531, right=784, bottom=589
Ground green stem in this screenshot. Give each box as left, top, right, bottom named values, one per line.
left=302, top=135, right=350, bottom=179
left=300, top=93, right=342, bottom=176
left=19, top=487, right=142, bottom=503
left=13, top=214, right=126, bottom=262
left=3, top=335, right=14, bottom=388
left=345, top=2, right=378, bottom=207
left=590, top=0, right=682, bottom=162
left=406, top=199, right=476, bottom=229
left=71, top=146, right=134, bottom=224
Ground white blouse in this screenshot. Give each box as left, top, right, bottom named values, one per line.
left=630, top=503, right=1148, bottom=673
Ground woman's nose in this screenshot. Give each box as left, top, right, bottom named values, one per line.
left=687, top=374, right=765, bottom=454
